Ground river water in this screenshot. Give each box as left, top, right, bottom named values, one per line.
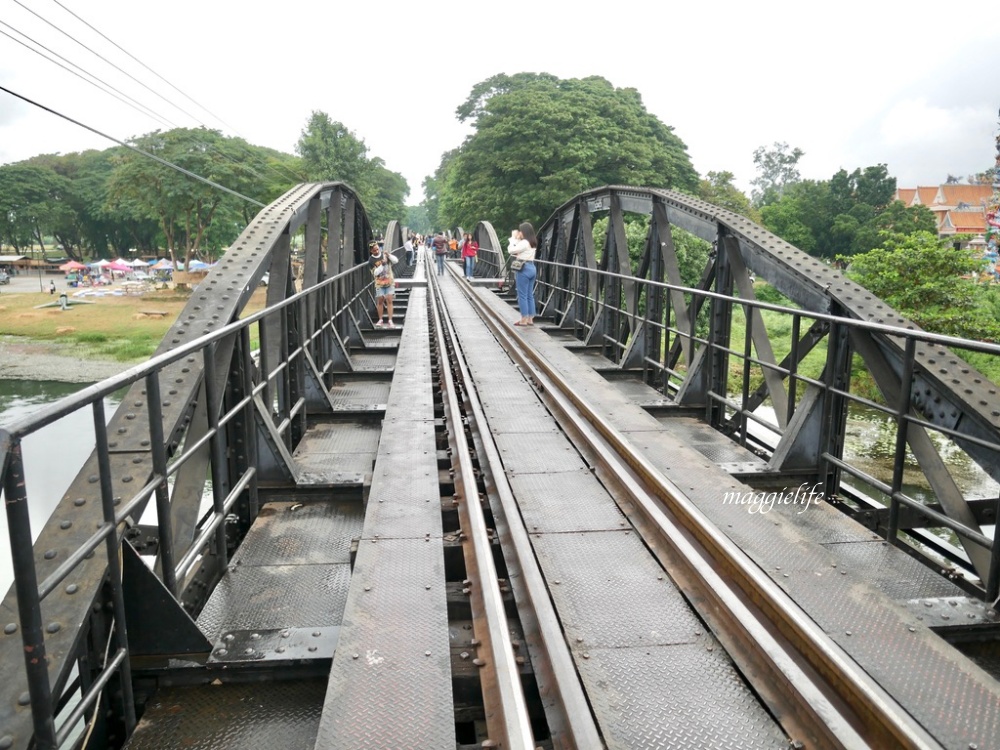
left=0, top=379, right=123, bottom=593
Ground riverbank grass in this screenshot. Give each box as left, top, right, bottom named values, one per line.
left=0, top=289, right=186, bottom=361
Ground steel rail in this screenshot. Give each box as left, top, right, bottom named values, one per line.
left=427, top=269, right=537, bottom=750
left=447, top=271, right=605, bottom=749
left=461, top=288, right=943, bottom=750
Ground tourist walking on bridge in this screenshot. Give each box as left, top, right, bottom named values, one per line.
left=461, top=233, right=479, bottom=278
left=508, top=222, right=537, bottom=326
left=433, top=233, right=448, bottom=276
left=368, top=241, right=396, bottom=328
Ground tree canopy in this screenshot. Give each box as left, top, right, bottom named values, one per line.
left=844, top=231, right=999, bottom=340
left=757, top=161, right=935, bottom=259
left=296, top=111, right=408, bottom=232
left=750, top=142, right=804, bottom=206
left=435, top=73, right=699, bottom=233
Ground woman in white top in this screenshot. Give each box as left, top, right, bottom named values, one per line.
left=508, top=222, right=538, bottom=326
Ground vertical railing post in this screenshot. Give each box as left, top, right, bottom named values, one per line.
left=240, top=326, right=260, bottom=521
left=787, top=315, right=801, bottom=424
left=706, top=234, right=734, bottom=428
left=202, top=342, right=230, bottom=569
left=819, top=313, right=852, bottom=500
left=740, top=301, right=753, bottom=447
left=887, top=337, right=916, bottom=545
left=91, top=400, right=137, bottom=736
left=144, top=372, right=176, bottom=595
left=1, top=435, right=57, bottom=748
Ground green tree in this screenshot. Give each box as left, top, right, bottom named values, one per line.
left=0, top=163, right=72, bottom=258
left=438, top=73, right=699, bottom=233
left=697, top=171, right=760, bottom=222
left=750, top=142, right=804, bottom=206
left=296, top=111, right=407, bottom=232
left=844, top=231, right=999, bottom=339
left=107, top=127, right=255, bottom=269
left=405, top=204, right=430, bottom=235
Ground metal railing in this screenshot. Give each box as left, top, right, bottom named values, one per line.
left=531, top=257, right=1000, bottom=601
left=0, top=259, right=379, bottom=748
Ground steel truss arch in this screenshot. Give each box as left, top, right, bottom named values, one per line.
left=534, top=185, right=1000, bottom=590
left=0, top=181, right=388, bottom=750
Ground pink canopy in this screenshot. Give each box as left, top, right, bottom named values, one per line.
left=106, top=261, right=132, bottom=272
left=59, top=260, right=87, bottom=271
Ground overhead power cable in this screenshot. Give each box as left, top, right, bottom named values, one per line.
left=46, top=0, right=306, bottom=184
left=0, top=22, right=172, bottom=129
left=0, top=83, right=265, bottom=208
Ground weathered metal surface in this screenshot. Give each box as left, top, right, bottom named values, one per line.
left=197, top=564, right=351, bottom=643
left=229, top=501, right=362, bottom=567
left=124, top=679, right=326, bottom=750
left=291, top=421, right=380, bottom=486
left=578, top=643, right=789, bottom=750
left=327, top=379, right=392, bottom=411
left=314, top=540, right=454, bottom=749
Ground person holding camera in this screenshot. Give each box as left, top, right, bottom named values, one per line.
left=508, top=222, right=537, bottom=326
left=368, top=241, right=397, bottom=328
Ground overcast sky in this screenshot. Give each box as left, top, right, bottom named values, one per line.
left=1, top=0, right=998, bottom=206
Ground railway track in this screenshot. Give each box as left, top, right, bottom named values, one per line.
left=429, top=263, right=947, bottom=749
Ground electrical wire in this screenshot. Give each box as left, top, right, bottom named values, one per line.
left=6, top=1, right=305, bottom=187
left=0, top=21, right=173, bottom=128
left=0, top=83, right=265, bottom=208
left=44, top=0, right=306, bottom=184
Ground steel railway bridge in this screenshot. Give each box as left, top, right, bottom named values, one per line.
left=1, top=183, right=999, bottom=749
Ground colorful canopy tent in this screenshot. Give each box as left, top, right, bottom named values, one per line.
left=106, top=261, right=132, bottom=273
left=89, top=259, right=110, bottom=268
left=129, top=258, right=150, bottom=267
left=188, top=260, right=210, bottom=270
left=150, top=259, right=174, bottom=270
left=59, top=260, right=87, bottom=271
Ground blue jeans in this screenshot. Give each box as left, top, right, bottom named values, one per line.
left=515, top=262, right=536, bottom=317
left=436, top=254, right=445, bottom=275
left=464, top=256, right=476, bottom=278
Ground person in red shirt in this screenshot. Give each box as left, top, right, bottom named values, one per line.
left=461, top=233, right=479, bottom=279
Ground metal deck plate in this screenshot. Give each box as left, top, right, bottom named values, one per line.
left=363, top=419, right=441, bottom=540
left=292, top=420, right=380, bottom=484
left=479, top=398, right=555, bottom=433
left=328, top=379, right=391, bottom=410
left=782, top=576, right=1000, bottom=749
left=493, top=431, right=589, bottom=475
left=230, top=501, right=363, bottom=566
left=197, top=563, right=351, bottom=639
left=606, top=376, right=673, bottom=407
left=349, top=351, right=397, bottom=371
left=508, top=469, right=627, bottom=533
left=314, top=539, right=454, bottom=749
left=484, top=297, right=1000, bottom=749
left=529, top=529, right=704, bottom=649
left=125, top=679, right=326, bottom=750
left=649, top=416, right=769, bottom=467
left=578, top=643, right=789, bottom=750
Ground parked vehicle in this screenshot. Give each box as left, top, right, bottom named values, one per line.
left=0, top=271, right=9, bottom=285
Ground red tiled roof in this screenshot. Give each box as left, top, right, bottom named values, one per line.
left=895, top=188, right=916, bottom=205
left=938, top=184, right=993, bottom=207
left=914, top=187, right=938, bottom=206
left=949, top=211, right=988, bottom=233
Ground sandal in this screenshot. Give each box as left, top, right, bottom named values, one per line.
left=513, top=321, right=527, bottom=327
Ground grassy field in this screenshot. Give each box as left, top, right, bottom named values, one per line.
left=0, top=285, right=266, bottom=362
